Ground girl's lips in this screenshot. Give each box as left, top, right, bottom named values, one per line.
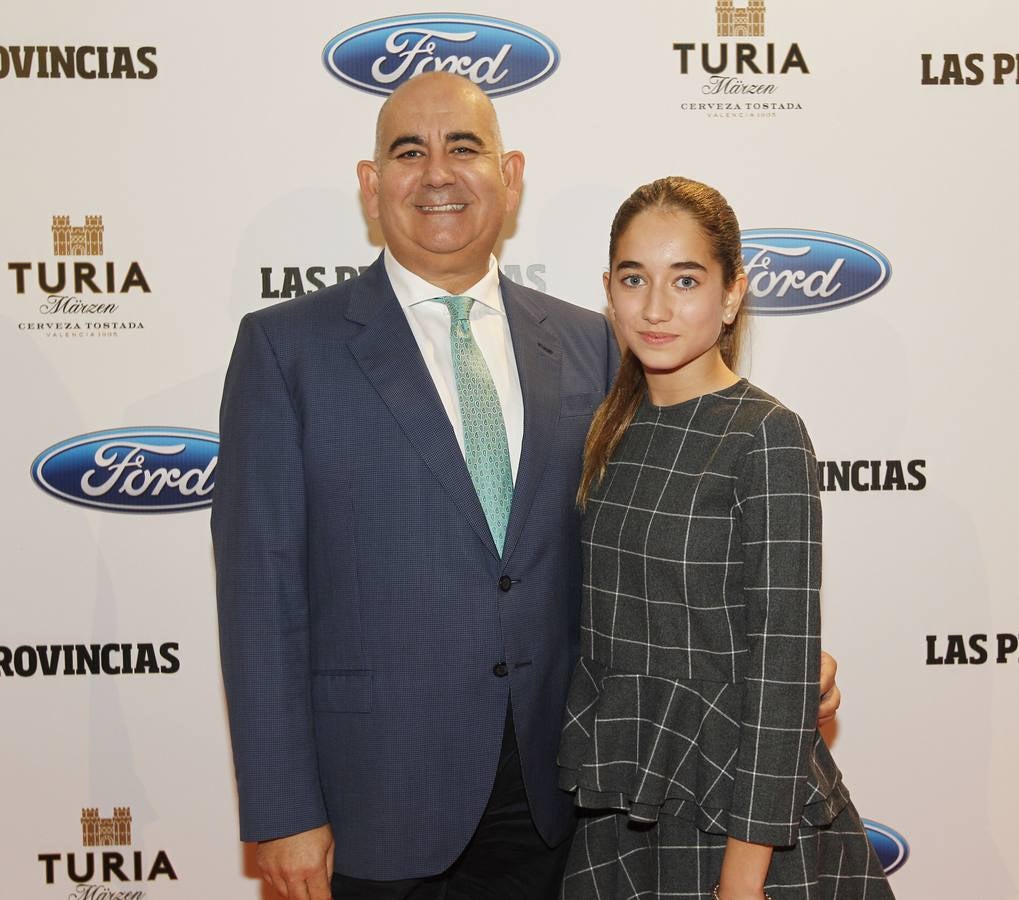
left=639, top=331, right=678, bottom=345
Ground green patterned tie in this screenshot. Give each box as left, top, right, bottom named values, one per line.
left=434, top=295, right=514, bottom=554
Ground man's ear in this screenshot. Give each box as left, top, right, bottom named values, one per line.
left=357, top=159, right=381, bottom=220
left=501, top=150, right=525, bottom=213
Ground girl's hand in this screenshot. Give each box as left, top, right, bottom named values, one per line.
left=714, top=883, right=771, bottom=900
left=716, top=890, right=767, bottom=900
left=716, top=836, right=773, bottom=899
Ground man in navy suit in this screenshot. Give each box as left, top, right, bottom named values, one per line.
left=213, top=72, right=840, bottom=900
left=214, top=72, right=617, bottom=900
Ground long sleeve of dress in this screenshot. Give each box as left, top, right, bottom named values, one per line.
left=727, top=407, right=822, bottom=847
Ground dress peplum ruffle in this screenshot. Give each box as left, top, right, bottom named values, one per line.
left=558, top=654, right=850, bottom=832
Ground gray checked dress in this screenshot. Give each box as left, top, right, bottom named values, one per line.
left=558, top=380, right=893, bottom=899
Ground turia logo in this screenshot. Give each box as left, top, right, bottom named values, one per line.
left=740, top=229, right=891, bottom=314
left=323, top=14, right=559, bottom=96
left=31, top=428, right=218, bottom=512
left=39, top=805, right=178, bottom=896
left=8, top=214, right=152, bottom=337
left=862, top=820, right=909, bottom=875
left=674, top=0, right=808, bottom=116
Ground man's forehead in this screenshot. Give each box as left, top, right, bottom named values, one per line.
left=380, top=95, right=495, bottom=139
left=377, top=74, right=499, bottom=137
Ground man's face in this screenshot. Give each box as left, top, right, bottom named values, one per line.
left=357, top=75, right=524, bottom=292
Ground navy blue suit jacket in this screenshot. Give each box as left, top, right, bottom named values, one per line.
left=212, top=255, right=617, bottom=880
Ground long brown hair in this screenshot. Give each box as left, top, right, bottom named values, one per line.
left=577, top=176, right=748, bottom=507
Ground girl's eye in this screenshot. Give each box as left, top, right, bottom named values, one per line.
left=676, top=276, right=698, bottom=289
left=621, top=275, right=645, bottom=287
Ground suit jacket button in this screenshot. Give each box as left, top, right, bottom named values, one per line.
left=492, top=662, right=508, bottom=677
left=498, top=575, right=512, bottom=592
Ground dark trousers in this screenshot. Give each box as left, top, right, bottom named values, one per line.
left=331, top=709, right=573, bottom=900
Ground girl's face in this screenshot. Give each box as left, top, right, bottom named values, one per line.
left=605, top=208, right=744, bottom=394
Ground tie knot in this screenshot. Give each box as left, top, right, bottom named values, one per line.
left=435, top=294, right=475, bottom=325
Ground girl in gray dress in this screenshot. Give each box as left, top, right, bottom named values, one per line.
left=558, top=177, right=893, bottom=900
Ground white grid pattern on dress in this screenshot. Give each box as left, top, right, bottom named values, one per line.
left=558, top=381, right=890, bottom=897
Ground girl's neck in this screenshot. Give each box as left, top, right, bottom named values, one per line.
left=644, top=349, right=739, bottom=407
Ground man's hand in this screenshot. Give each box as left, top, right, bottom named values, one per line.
left=817, top=650, right=840, bottom=727
left=257, top=823, right=334, bottom=900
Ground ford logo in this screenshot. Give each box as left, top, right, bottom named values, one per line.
left=323, top=14, right=560, bottom=96
left=740, top=229, right=891, bottom=315
left=31, top=428, right=218, bottom=512
left=863, top=819, right=910, bottom=875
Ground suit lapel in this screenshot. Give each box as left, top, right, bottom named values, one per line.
left=346, top=257, right=500, bottom=559
left=501, top=275, right=561, bottom=560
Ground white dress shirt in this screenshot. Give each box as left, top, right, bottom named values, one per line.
left=384, top=250, right=524, bottom=481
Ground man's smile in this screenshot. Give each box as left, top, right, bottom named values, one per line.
left=416, top=203, right=468, bottom=213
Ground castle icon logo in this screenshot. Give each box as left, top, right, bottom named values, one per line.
left=80, top=806, right=132, bottom=847
left=52, top=215, right=103, bottom=256
left=717, top=0, right=766, bottom=37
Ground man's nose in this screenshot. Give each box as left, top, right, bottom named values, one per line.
left=423, top=153, right=455, bottom=188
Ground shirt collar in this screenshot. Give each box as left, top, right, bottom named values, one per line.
left=383, top=250, right=504, bottom=315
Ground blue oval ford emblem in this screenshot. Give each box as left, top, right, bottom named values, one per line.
left=741, top=229, right=891, bottom=315
left=323, top=14, right=560, bottom=96
left=31, top=428, right=218, bottom=512
left=863, top=819, right=910, bottom=875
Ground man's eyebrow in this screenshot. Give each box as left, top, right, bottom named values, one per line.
left=387, top=132, right=487, bottom=154
left=388, top=134, right=426, bottom=154
left=445, top=131, right=485, bottom=147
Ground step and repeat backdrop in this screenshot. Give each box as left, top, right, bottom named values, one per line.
left=3, top=0, right=1017, bottom=897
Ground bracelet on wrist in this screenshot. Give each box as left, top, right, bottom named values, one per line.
left=711, top=882, right=773, bottom=900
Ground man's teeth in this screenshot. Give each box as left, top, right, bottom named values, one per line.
left=420, top=203, right=466, bottom=212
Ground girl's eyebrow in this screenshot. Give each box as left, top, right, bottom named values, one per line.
left=614, top=260, right=708, bottom=271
